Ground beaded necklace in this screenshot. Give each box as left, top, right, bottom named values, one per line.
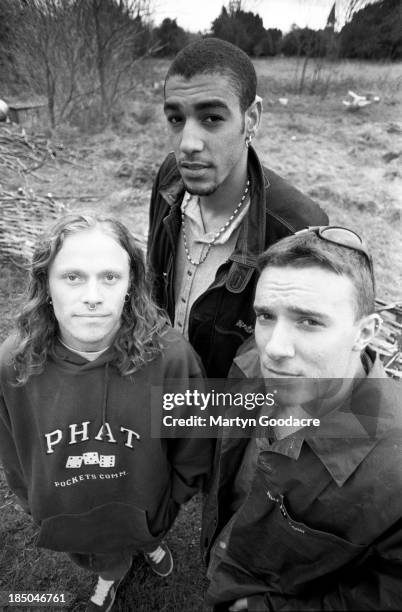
left=181, top=179, right=250, bottom=266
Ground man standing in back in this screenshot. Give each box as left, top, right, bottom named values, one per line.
left=147, top=37, right=328, bottom=377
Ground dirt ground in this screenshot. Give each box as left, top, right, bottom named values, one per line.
left=0, top=57, right=401, bottom=611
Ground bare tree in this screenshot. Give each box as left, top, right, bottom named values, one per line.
left=3, top=0, right=72, bottom=127
left=3, top=0, right=154, bottom=128
left=78, top=0, right=154, bottom=122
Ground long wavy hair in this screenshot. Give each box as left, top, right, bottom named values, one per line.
left=12, top=213, right=168, bottom=385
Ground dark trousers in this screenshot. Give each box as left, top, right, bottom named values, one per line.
left=68, top=551, right=133, bottom=581
left=68, top=540, right=161, bottom=580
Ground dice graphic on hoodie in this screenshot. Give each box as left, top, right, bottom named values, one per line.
left=65, top=452, right=116, bottom=468
left=82, top=452, right=100, bottom=465
left=66, top=456, right=83, bottom=468
left=99, top=455, right=116, bottom=468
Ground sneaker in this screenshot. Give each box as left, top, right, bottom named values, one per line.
left=143, top=542, right=173, bottom=577
left=86, top=575, right=123, bottom=612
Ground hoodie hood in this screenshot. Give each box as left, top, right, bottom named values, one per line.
left=50, top=339, right=114, bottom=432
left=50, top=339, right=116, bottom=371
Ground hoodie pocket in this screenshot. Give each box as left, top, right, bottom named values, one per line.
left=36, top=502, right=160, bottom=554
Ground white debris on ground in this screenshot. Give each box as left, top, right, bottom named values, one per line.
left=0, top=99, right=9, bottom=121
left=342, top=90, right=380, bottom=111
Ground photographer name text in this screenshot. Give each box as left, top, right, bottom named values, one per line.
left=162, top=415, right=320, bottom=428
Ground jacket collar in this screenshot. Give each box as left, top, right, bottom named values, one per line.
left=232, top=342, right=400, bottom=487
left=159, top=152, right=185, bottom=207
left=232, top=335, right=261, bottom=376
left=307, top=355, right=399, bottom=486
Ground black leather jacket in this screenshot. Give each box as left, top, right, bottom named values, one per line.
left=147, top=147, right=328, bottom=378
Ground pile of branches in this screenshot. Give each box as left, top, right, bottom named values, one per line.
left=372, top=299, right=402, bottom=379
left=0, top=188, right=66, bottom=260
left=0, top=124, right=80, bottom=176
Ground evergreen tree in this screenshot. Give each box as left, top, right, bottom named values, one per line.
left=340, top=0, right=402, bottom=59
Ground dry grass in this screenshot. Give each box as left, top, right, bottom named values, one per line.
left=0, top=484, right=208, bottom=612
left=255, top=56, right=402, bottom=98
left=254, top=98, right=402, bottom=299
left=254, top=58, right=402, bottom=301
left=0, top=57, right=401, bottom=611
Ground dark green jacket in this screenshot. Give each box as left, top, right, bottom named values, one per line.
left=203, top=344, right=402, bottom=610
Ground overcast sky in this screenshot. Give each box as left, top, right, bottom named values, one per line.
left=152, top=0, right=346, bottom=34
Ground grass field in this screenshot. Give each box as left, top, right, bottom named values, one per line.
left=0, top=56, right=401, bottom=611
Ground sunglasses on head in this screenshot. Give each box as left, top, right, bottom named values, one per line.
left=294, top=225, right=374, bottom=275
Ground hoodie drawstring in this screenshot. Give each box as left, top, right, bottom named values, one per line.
left=100, top=362, right=109, bottom=435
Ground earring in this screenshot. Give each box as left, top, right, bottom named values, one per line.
left=375, top=316, right=383, bottom=333
left=46, top=295, right=52, bottom=305
left=245, top=133, right=253, bottom=147
left=124, top=293, right=130, bottom=303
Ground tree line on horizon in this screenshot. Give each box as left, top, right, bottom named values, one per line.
left=158, top=0, right=401, bottom=61
left=1, top=0, right=401, bottom=67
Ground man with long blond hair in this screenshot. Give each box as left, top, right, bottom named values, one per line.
left=0, top=213, right=212, bottom=612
